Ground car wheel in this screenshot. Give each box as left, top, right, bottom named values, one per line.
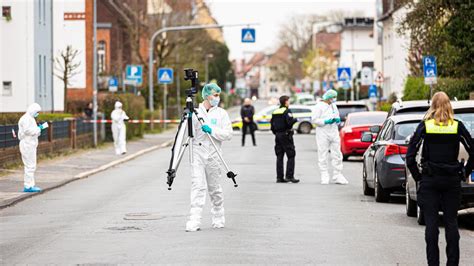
left=298, top=122, right=312, bottom=134
left=417, top=205, right=425, bottom=225
left=363, top=165, right=374, bottom=196
left=374, top=170, right=390, bottom=203
left=343, top=155, right=350, bottom=161
left=406, top=184, right=417, bottom=217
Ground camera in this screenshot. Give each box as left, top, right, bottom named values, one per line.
left=184, top=68, right=199, bottom=95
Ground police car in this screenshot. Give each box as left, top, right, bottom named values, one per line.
left=232, top=105, right=316, bottom=134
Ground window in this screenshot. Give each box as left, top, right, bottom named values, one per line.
left=38, top=55, right=42, bottom=97
left=394, top=122, right=418, bottom=140
left=38, top=0, right=42, bottom=24
left=98, top=41, right=106, bottom=74
left=290, top=108, right=311, bottom=114
left=43, top=55, right=46, bottom=96
left=2, top=81, right=12, bottom=96
left=2, top=6, right=11, bottom=19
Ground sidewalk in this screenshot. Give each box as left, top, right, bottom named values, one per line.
left=0, top=130, right=176, bottom=209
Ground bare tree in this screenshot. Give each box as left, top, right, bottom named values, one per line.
left=54, top=45, right=81, bottom=110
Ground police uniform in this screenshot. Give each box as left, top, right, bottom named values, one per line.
left=270, top=106, right=298, bottom=182
left=406, top=119, right=473, bottom=266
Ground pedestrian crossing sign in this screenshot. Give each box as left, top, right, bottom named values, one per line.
left=337, top=67, right=351, bottom=82
left=158, top=68, right=173, bottom=84
left=242, top=28, right=256, bottom=43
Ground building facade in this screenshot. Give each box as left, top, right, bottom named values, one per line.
left=339, top=18, right=375, bottom=72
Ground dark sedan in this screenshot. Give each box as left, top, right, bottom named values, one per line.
left=361, top=114, right=424, bottom=202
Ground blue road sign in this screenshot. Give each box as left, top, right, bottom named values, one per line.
left=126, top=65, right=143, bottom=86
left=369, top=84, right=377, bottom=98
left=423, top=56, right=437, bottom=85
left=337, top=67, right=351, bottom=82
left=158, top=68, right=173, bottom=84
left=108, top=77, right=118, bottom=87
left=241, top=28, right=256, bottom=43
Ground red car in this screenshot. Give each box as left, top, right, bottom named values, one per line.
left=340, top=111, right=388, bottom=160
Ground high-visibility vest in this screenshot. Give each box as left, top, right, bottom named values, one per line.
left=424, top=119, right=458, bottom=134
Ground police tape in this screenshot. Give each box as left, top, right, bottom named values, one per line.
left=83, top=119, right=181, bottom=124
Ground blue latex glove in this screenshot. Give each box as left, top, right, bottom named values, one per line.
left=324, top=118, right=334, bottom=125
left=334, top=117, right=341, bottom=123
left=38, top=124, right=44, bottom=130
left=202, top=124, right=212, bottom=134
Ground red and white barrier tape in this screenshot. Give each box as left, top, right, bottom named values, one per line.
left=83, top=119, right=181, bottom=124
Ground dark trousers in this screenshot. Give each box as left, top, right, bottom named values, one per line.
left=274, top=132, right=295, bottom=180
left=418, top=176, right=461, bottom=266
left=242, top=122, right=256, bottom=146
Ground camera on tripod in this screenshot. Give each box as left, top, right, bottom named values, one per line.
left=184, top=68, right=199, bottom=95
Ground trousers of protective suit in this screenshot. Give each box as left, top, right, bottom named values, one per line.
left=112, top=124, right=127, bottom=155
left=186, top=103, right=232, bottom=230
left=20, top=140, right=37, bottom=188
left=316, top=127, right=344, bottom=180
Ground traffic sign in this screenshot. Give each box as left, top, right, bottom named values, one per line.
left=423, top=56, right=437, bottom=85
left=361, top=67, right=373, bottom=86
left=108, top=77, right=118, bottom=92
left=368, top=84, right=377, bottom=98
left=337, top=67, right=351, bottom=82
left=241, top=28, right=256, bottom=43
left=158, top=68, right=173, bottom=84
left=126, top=65, right=143, bottom=86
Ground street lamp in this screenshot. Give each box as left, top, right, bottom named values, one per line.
left=205, top=53, right=214, bottom=84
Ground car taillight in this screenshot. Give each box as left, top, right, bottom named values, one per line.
left=384, top=144, right=407, bottom=156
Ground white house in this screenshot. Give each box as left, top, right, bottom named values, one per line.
left=339, top=18, right=375, bottom=73
left=0, top=0, right=89, bottom=113
left=378, top=2, right=410, bottom=99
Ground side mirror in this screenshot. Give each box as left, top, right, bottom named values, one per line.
left=361, top=132, right=374, bottom=143
left=370, top=125, right=381, bottom=134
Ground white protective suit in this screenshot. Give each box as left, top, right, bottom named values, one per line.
left=111, top=102, right=129, bottom=155
left=312, top=101, right=348, bottom=184
left=18, top=103, right=42, bottom=189
left=186, top=103, right=233, bottom=231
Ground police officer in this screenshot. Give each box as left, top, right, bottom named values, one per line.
left=406, top=92, right=473, bottom=266
left=270, top=95, right=299, bottom=183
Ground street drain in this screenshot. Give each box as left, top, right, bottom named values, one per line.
left=124, top=212, right=165, bottom=220
left=105, top=226, right=142, bottom=231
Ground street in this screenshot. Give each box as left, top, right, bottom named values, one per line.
left=1, top=131, right=473, bottom=264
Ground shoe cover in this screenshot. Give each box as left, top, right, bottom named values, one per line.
left=23, top=186, right=41, bottom=192
left=321, top=173, right=330, bottom=185
left=333, top=175, right=349, bottom=185
left=185, top=220, right=201, bottom=232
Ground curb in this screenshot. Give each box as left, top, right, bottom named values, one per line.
left=0, top=139, right=174, bottom=210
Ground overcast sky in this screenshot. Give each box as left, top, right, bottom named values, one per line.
left=205, top=0, right=376, bottom=60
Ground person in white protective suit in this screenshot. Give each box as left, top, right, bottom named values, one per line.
left=186, top=83, right=233, bottom=232
left=312, top=90, right=349, bottom=185
left=18, top=103, right=47, bottom=192
left=111, top=101, right=129, bottom=155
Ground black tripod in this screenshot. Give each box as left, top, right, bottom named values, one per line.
left=166, top=69, right=238, bottom=190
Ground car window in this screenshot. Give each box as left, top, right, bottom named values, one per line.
left=290, top=108, right=311, bottom=114
left=395, top=107, right=429, bottom=115
left=347, top=114, right=387, bottom=126
left=455, top=113, right=474, bottom=137
left=394, top=122, right=419, bottom=140
left=376, top=120, right=390, bottom=141
left=382, top=121, right=394, bottom=141
left=337, top=105, right=368, bottom=120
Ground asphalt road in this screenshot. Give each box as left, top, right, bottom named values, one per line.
left=1, top=131, right=473, bottom=264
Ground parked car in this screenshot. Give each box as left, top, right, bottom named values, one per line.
left=232, top=105, right=315, bottom=133
left=340, top=111, right=387, bottom=160
left=387, top=100, right=430, bottom=118
left=336, top=101, right=369, bottom=123
left=405, top=100, right=474, bottom=225
left=361, top=114, right=423, bottom=202
left=291, top=93, right=315, bottom=105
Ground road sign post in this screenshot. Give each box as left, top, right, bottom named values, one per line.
left=423, top=56, right=437, bottom=100
left=158, top=68, right=173, bottom=130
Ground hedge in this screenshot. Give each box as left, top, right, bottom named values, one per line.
left=403, top=77, right=474, bottom=101
left=0, top=113, right=73, bottom=125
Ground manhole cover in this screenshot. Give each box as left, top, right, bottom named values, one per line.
left=105, top=226, right=142, bottom=231
left=124, top=212, right=164, bottom=220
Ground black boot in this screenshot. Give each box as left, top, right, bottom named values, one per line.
left=284, top=178, right=300, bottom=183
left=276, top=178, right=289, bottom=183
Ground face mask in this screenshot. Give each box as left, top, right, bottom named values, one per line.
left=34, top=112, right=39, bottom=118
left=329, top=98, right=336, bottom=104
left=210, top=96, right=220, bottom=107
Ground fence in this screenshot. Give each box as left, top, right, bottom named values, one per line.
left=0, top=118, right=97, bottom=168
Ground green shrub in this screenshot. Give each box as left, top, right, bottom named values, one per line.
left=38, top=113, right=73, bottom=122
left=0, top=113, right=73, bottom=125
left=403, top=77, right=473, bottom=101
left=99, top=93, right=146, bottom=139
left=378, top=102, right=392, bottom=112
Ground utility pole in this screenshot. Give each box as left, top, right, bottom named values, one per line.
left=205, top=53, right=214, bottom=84
left=176, top=53, right=181, bottom=116
left=92, top=0, right=98, bottom=147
